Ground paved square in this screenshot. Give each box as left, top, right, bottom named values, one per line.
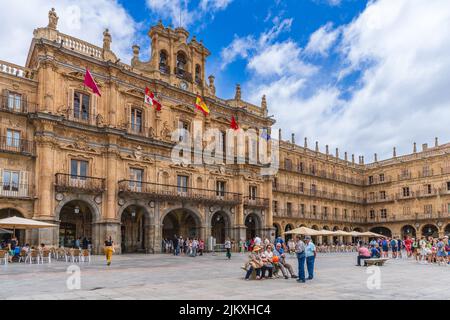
left=0, top=253, right=449, bottom=300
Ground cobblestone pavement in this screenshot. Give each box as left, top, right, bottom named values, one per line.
left=0, top=252, right=449, bottom=300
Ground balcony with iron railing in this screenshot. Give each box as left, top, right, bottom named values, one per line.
left=118, top=180, right=242, bottom=205
left=55, top=174, right=106, bottom=193
left=0, top=95, right=37, bottom=114
left=365, top=175, right=392, bottom=186
left=365, top=211, right=449, bottom=223
left=395, top=191, right=416, bottom=201
left=0, top=182, right=33, bottom=199
left=273, top=209, right=365, bottom=223
left=415, top=188, right=439, bottom=198
left=365, top=195, right=394, bottom=204
left=280, top=163, right=364, bottom=186
left=244, top=196, right=270, bottom=208
left=65, top=108, right=99, bottom=126
left=126, top=123, right=154, bottom=139
left=159, top=64, right=170, bottom=75
left=0, top=136, right=35, bottom=156
left=273, top=183, right=364, bottom=204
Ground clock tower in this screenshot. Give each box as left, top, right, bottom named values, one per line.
left=131, top=21, right=213, bottom=97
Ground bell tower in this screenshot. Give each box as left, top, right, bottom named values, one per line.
left=131, top=21, right=211, bottom=95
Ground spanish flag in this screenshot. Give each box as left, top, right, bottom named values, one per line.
left=195, top=95, right=210, bottom=116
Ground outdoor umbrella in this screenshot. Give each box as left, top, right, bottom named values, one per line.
left=317, top=230, right=336, bottom=236
left=0, top=216, right=57, bottom=237
left=349, top=231, right=364, bottom=237
left=0, top=228, right=13, bottom=234
left=332, top=230, right=353, bottom=236
left=361, top=231, right=386, bottom=238
left=284, top=226, right=321, bottom=236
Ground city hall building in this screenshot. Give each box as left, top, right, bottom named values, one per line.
left=0, top=9, right=449, bottom=253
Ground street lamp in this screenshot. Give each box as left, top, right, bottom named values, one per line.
left=74, top=206, right=80, bottom=214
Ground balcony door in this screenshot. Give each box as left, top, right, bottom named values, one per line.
left=177, top=175, right=189, bottom=195
left=129, top=168, right=143, bottom=192
left=73, top=92, right=90, bottom=121
left=8, top=92, right=22, bottom=112
left=6, top=129, right=20, bottom=151
left=70, top=159, right=88, bottom=188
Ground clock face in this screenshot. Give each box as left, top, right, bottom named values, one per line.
left=180, top=81, right=188, bottom=90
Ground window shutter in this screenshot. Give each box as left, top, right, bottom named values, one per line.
left=20, top=171, right=29, bottom=197
left=22, top=94, right=28, bottom=112
left=1, top=89, right=8, bottom=109
left=90, top=94, right=96, bottom=125
left=126, top=104, right=131, bottom=130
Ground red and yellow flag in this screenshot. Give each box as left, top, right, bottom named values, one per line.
left=195, top=95, right=210, bottom=116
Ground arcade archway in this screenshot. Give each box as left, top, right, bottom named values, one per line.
left=421, top=224, right=438, bottom=238
left=59, top=200, right=94, bottom=248
left=284, top=224, right=294, bottom=241
left=211, top=211, right=230, bottom=244
left=245, top=213, right=261, bottom=240
left=445, top=224, right=450, bottom=236
left=120, top=205, right=149, bottom=253
left=370, top=226, right=392, bottom=238
left=273, top=223, right=281, bottom=238
left=401, top=225, right=416, bottom=239
left=162, top=209, right=202, bottom=240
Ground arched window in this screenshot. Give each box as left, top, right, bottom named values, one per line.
left=159, top=50, right=168, bottom=74
left=176, top=51, right=187, bottom=75
left=195, top=64, right=201, bottom=84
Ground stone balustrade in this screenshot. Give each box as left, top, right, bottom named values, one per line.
left=0, top=60, right=35, bottom=79
left=57, top=33, right=102, bottom=60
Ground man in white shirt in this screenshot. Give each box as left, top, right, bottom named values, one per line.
left=254, top=235, right=262, bottom=246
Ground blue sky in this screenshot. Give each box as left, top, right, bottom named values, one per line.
left=1, top=0, right=450, bottom=160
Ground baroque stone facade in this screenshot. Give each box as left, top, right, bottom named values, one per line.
left=0, top=9, right=449, bottom=253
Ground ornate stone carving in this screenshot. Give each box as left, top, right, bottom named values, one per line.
left=134, top=146, right=143, bottom=160
left=160, top=121, right=171, bottom=140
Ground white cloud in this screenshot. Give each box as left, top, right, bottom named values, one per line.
left=248, top=41, right=317, bottom=77
left=146, top=0, right=233, bottom=28
left=238, top=0, right=450, bottom=160
left=0, top=0, right=139, bottom=66
left=219, top=18, right=293, bottom=70
left=304, top=22, right=340, bottom=57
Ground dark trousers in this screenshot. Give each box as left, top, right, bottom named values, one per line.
left=226, top=248, right=231, bottom=259
left=357, top=255, right=370, bottom=266
left=261, top=265, right=273, bottom=278
left=245, top=267, right=261, bottom=279
left=297, top=252, right=306, bottom=281
left=306, top=256, right=315, bottom=279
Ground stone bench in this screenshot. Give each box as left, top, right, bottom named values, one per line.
left=364, top=258, right=389, bottom=266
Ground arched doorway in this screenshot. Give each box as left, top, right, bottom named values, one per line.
left=273, top=223, right=281, bottom=238
left=401, top=225, right=416, bottom=239
left=162, top=209, right=201, bottom=240
left=353, top=227, right=363, bottom=244
left=332, top=226, right=340, bottom=244
left=311, top=225, right=319, bottom=244
left=323, top=225, right=331, bottom=245
left=0, top=208, right=25, bottom=244
left=245, top=213, right=261, bottom=240
left=421, top=224, right=438, bottom=238
left=121, top=206, right=149, bottom=253
left=284, top=224, right=294, bottom=241
left=59, top=200, right=94, bottom=248
left=445, top=224, right=450, bottom=237
left=211, top=211, right=229, bottom=244
left=343, top=227, right=352, bottom=244
left=370, top=226, right=392, bottom=238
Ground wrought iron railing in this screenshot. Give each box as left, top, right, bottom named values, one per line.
left=0, top=136, right=35, bottom=155
left=243, top=196, right=269, bottom=208
left=0, top=94, right=36, bottom=114
left=55, top=173, right=106, bottom=193
left=0, top=182, right=32, bottom=198
left=118, top=180, right=241, bottom=205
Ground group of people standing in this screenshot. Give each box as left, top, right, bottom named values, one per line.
left=163, top=236, right=205, bottom=257
left=356, top=235, right=450, bottom=266
left=242, top=234, right=316, bottom=283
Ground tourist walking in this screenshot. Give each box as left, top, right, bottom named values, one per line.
left=295, top=235, right=306, bottom=283
left=225, top=238, right=232, bottom=260
left=104, top=237, right=114, bottom=266
left=305, top=236, right=316, bottom=280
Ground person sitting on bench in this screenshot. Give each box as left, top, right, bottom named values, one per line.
left=356, top=245, right=371, bottom=266
left=370, top=245, right=381, bottom=258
